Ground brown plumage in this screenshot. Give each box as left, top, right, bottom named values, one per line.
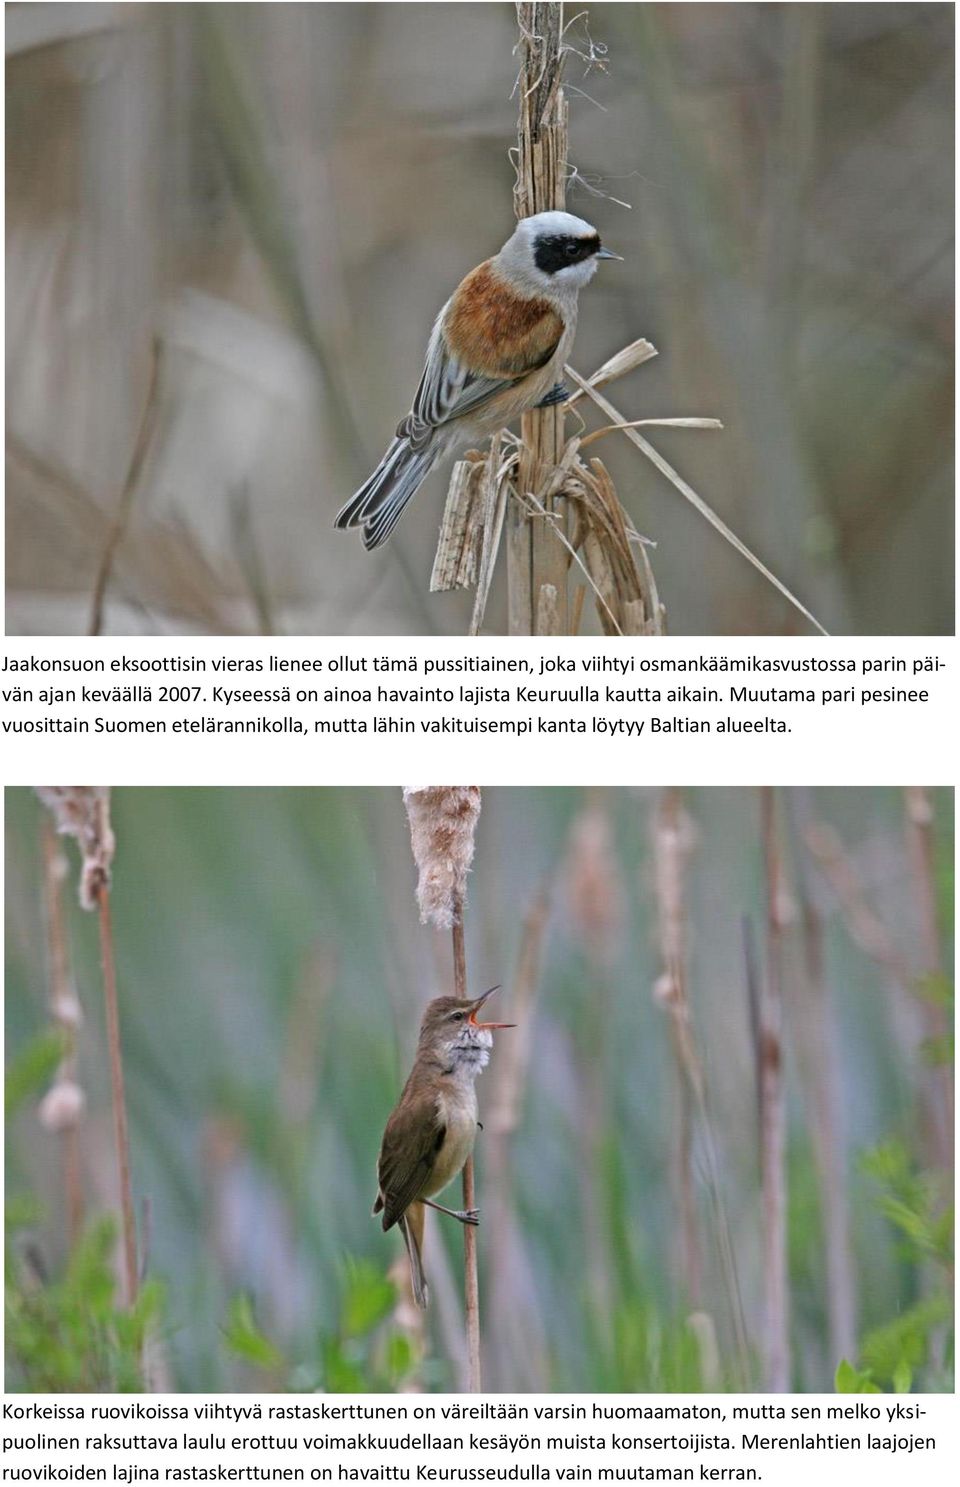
left=374, top=989, right=514, bottom=1308
left=444, top=262, right=563, bottom=378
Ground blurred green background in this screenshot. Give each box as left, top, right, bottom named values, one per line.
left=5, top=3, right=954, bottom=636
left=4, top=786, right=954, bottom=1391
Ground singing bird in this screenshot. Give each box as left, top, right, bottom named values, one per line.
left=335, top=211, right=620, bottom=549
left=374, top=987, right=515, bottom=1308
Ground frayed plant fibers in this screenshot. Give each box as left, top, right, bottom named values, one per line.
left=402, top=787, right=481, bottom=929
left=35, top=787, right=114, bottom=911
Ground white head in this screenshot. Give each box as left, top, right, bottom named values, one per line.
left=496, top=211, right=621, bottom=299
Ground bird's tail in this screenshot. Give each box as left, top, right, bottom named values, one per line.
left=335, top=437, right=439, bottom=550
left=399, top=1203, right=428, bottom=1310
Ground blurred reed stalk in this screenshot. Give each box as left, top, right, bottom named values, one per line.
left=785, top=791, right=856, bottom=1368
left=902, top=787, right=953, bottom=1171
left=753, top=789, right=790, bottom=1392
left=450, top=892, right=481, bottom=1392
left=402, top=787, right=483, bottom=1390
left=486, top=881, right=552, bottom=1387
left=35, top=789, right=139, bottom=1307
left=650, top=790, right=751, bottom=1388
left=801, top=809, right=950, bottom=1171
left=88, top=342, right=162, bottom=638
left=39, top=818, right=85, bottom=1244
left=651, top=790, right=701, bottom=1305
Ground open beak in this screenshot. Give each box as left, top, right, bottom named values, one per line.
left=467, top=984, right=515, bottom=1030
left=596, top=246, right=622, bottom=261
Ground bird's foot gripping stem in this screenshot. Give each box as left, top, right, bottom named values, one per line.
left=536, top=382, right=569, bottom=408
left=422, top=1198, right=479, bottom=1226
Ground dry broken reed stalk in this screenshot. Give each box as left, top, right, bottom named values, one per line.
left=39, top=818, right=85, bottom=1244
left=650, top=790, right=751, bottom=1388
left=431, top=4, right=827, bottom=638
left=35, top=788, right=139, bottom=1307
left=402, top=786, right=483, bottom=1391
left=507, top=1, right=570, bottom=634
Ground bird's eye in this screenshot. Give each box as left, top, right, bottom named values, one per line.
left=450, top=1012, right=465, bottom=1022
left=565, top=241, right=580, bottom=258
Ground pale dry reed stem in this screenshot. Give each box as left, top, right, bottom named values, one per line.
left=98, top=887, right=139, bottom=1308
left=651, top=791, right=701, bottom=1305
left=451, top=893, right=481, bottom=1394
left=650, top=791, right=751, bottom=1386
left=801, top=819, right=912, bottom=989
left=402, top=790, right=484, bottom=1390
left=786, top=791, right=856, bottom=1365
left=564, top=366, right=828, bottom=636
left=758, top=789, right=790, bottom=1392
left=509, top=1, right=571, bottom=634
left=487, top=883, right=552, bottom=1387
left=35, top=788, right=138, bottom=1307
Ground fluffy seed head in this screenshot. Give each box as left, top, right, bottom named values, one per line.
left=35, top=787, right=114, bottom=911
left=38, top=1078, right=86, bottom=1132
left=402, top=787, right=482, bottom=929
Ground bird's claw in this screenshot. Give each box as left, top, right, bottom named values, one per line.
left=462, top=1208, right=480, bottom=1226
left=536, top=382, right=569, bottom=408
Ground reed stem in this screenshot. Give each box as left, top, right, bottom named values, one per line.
left=509, top=1, right=570, bottom=635
left=97, top=887, right=139, bottom=1306
left=451, top=891, right=481, bottom=1392
left=41, top=820, right=85, bottom=1244
left=759, top=789, right=789, bottom=1392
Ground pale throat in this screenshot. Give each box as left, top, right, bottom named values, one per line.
left=445, top=1032, right=492, bottom=1080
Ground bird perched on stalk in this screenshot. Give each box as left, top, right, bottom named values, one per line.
left=336, top=211, right=621, bottom=549
left=374, top=986, right=515, bottom=1308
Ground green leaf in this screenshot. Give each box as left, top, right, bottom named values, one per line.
left=6, top=1030, right=67, bottom=1117
left=914, top=973, right=954, bottom=1010
left=835, top=1359, right=881, bottom=1393
left=859, top=1293, right=951, bottom=1386
left=892, top=1359, right=913, bottom=1394
left=5, top=1193, right=43, bottom=1233
left=339, top=1259, right=396, bottom=1338
left=919, top=1033, right=954, bottom=1067
left=222, top=1294, right=283, bottom=1370
left=385, top=1332, right=415, bottom=1380
left=321, top=1335, right=368, bottom=1392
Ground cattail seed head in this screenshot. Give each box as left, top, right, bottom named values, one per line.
left=38, top=1078, right=86, bottom=1132
left=35, top=788, right=114, bottom=911
left=402, top=787, right=482, bottom=929
left=564, top=802, right=624, bottom=964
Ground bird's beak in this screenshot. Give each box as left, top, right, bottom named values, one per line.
left=596, top=247, right=622, bottom=261
left=468, top=984, right=515, bottom=1030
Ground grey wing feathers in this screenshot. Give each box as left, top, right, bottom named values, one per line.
left=334, top=438, right=439, bottom=550
left=403, top=317, right=515, bottom=439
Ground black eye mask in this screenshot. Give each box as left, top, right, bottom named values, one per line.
left=534, top=233, right=601, bottom=275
